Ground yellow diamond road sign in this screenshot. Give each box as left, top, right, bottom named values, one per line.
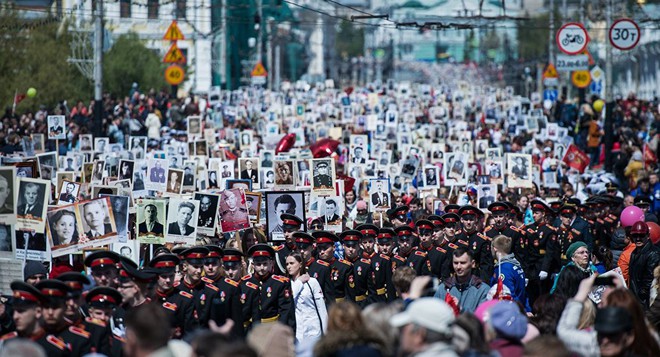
left=163, top=20, right=185, bottom=41
left=163, top=43, right=186, bottom=64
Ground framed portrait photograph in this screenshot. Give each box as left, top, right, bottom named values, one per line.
left=47, top=115, right=66, bottom=140
left=194, top=192, right=220, bottom=235
left=112, top=239, right=139, bottom=263
left=238, top=158, right=260, bottom=189
left=91, top=160, right=105, bottom=184
left=15, top=229, right=49, bottom=262
left=320, top=196, right=343, bottom=232
left=294, top=159, right=311, bottom=187
left=91, top=185, right=118, bottom=199
left=129, top=136, right=147, bottom=159
left=507, top=153, right=533, bottom=188
left=77, top=197, right=118, bottom=242
left=0, top=167, right=16, bottom=225
left=422, top=165, right=440, bottom=189
left=265, top=191, right=305, bottom=241
left=225, top=179, right=252, bottom=192
left=145, top=158, right=167, bottom=191
left=36, top=152, right=57, bottom=180
left=132, top=161, right=147, bottom=192
left=311, top=158, right=335, bottom=194
left=118, top=160, right=135, bottom=183
left=60, top=155, right=81, bottom=172
left=95, top=137, right=109, bottom=153
left=245, top=192, right=262, bottom=223
left=274, top=160, right=295, bottom=188
left=32, top=134, right=45, bottom=153
left=165, top=168, right=184, bottom=195
left=194, top=140, right=208, bottom=157
left=477, top=184, right=497, bottom=211
left=135, top=199, right=166, bottom=244
left=218, top=188, right=250, bottom=233
left=57, top=180, right=80, bottom=205
left=239, top=130, right=253, bottom=149
left=100, top=195, right=130, bottom=243
left=15, top=177, right=50, bottom=232
left=485, top=148, right=502, bottom=161
left=14, top=161, right=38, bottom=179
left=0, top=224, right=14, bottom=258
left=543, top=170, right=559, bottom=189
left=166, top=198, right=199, bottom=244
left=187, top=116, right=202, bottom=137
left=475, top=140, right=488, bottom=159
left=369, top=178, right=391, bottom=212
left=260, top=150, right=275, bottom=169
left=79, top=134, right=94, bottom=152
left=444, top=152, right=468, bottom=186
left=47, top=204, right=81, bottom=256
left=261, top=168, right=275, bottom=189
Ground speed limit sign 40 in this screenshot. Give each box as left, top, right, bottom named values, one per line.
left=609, top=19, right=640, bottom=51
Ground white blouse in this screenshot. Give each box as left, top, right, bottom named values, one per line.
left=291, top=277, right=327, bottom=343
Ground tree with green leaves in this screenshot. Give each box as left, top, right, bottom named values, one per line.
left=335, top=21, right=364, bottom=60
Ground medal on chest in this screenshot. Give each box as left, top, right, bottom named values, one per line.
left=332, top=268, right=339, bottom=281
left=220, top=291, right=226, bottom=302
left=240, top=293, right=246, bottom=304
left=357, top=266, right=362, bottom=276
left=266, top=286, right=272, bottom=298
left=348, top=275, right=355, bottom=288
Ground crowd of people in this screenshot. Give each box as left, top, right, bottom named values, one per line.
left=0, top=71, right=659, bottom=357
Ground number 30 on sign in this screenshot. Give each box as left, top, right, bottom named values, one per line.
left=609, top=19, right=640, bottom=51
left=165, top=65, right=185, bottom=85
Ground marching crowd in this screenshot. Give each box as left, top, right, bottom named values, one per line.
left=0, top=76, right=660, bottom=357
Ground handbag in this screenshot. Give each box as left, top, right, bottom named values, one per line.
left=305, top=281, right=324, bottom=336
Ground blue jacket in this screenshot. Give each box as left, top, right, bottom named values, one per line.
left=490, top=254, right=530, bottom=311
left=434, top=275, right=490, bottom=314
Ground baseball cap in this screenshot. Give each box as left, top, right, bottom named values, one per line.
left=390, top=297, right=455, bottom=335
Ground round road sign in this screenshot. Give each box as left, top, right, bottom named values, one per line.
left=571, top=70, right=591, bottom=89
left=165, top=65, right=185, bottom=85
left=556, top=22, right=589, bottom=55
left=609, top=18, right=641, bottom=51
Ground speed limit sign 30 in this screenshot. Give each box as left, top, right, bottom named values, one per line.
left=609, top=19, right=641, bottom=51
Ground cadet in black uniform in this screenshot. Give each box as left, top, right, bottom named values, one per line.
left=552, top=204, right=586, bottom=267
left=116, top=259, right=154, bottom=312
left=243, top=244, right=294, bottom=328
left=427, top=215, right=445, bottom=247
left=438, top=213, right=463, bottom=278
left=84, top=286, right=125, bottom=356
left=388, top=205, right=411, bottom=229
left=416, top=219, right=447, bottom=278
left=393, top=225, right=429, bottom=276
left=83, top=251, right=126, bottom=334
left=200, top=245, right=244, bottom=336
left=371, top=228, right=396, bottom=303
left=35, top=280, right=94, bottom=356
left=147, top=253, right=197, bottom=338
left=1, top=282, right=71, bottom=356
left=455, top=205, right=492, bottom=281
left=523, top=200, right=559, bottom=304
left=356, top=223, right=378, bottom=259
left=312, top=231, right=354, bottom=303
left=293, top=231, right=335, bottom=305
left=340, top=230, right=375, bottom=307
left=274, top=213, right=304, bottom=274
left=56, top=272, right=113, bottom=356
left=485, top=202, right=526, bottom=266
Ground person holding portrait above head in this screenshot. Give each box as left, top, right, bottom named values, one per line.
left=0, top=175, right=13, bottom=213
left=240, top=160, right=258, bottom=183
left=59, top=182, right=76, bottom=203
left=80, top=201, right=110, bottom=240
left=313, top=161, right=333, bottom=189
left=49, top=209, right=79, bottom=246
left=371, top=180, right=389, bottom=208
left=139, top=204, right=164, bottom=235
left=220, top=190, right=248, bottom=231
left=168, top=201, right=196, bottom=236
left=18, top=182, right=43, bottom=218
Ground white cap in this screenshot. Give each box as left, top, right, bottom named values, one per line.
left=390, top=298, right=455, bottom=334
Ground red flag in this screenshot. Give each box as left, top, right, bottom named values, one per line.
left=493, top=276, right=504, bottom=300
left=444, top=292, right=460, bottom=316
left=14, top=93, right=26, bottom=105
left=562, top=144, right=590, bottom=173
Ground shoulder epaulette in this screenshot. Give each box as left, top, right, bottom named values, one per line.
left=241, top=274, right=252, bottom=281
left=224, top=278, right=239, bottom=287
left=316, top=259, right=330, bottom=267
left=527, top=227, right=536, bottom=234
left=162, top=302, right=178, bottom=311
left=206, top=283, right=219, bottom=292
left=394, top=255, right=404, bottom=261
left=477, top=233, right=491, bottom=241
left=201, top=277, right=214, bottom=284
left=0, top=332, right=17, bottom=341
left=596, top=218, right=605, bottom=224
left=436, top=247, right=447, bottom=253
left=448, top=243, right=459, bottom=249
left=379, top=254, right=390, bottom=260
left=69, top=326, right=91, bottom=338
left=360, top=258, right=371, bottom=264
left=608, top=213, right=617, bottom=220
left=510, top=225, right=523, bottom=233
left=245, top=281, right=259, bottom=290
left=272, top=275, right=290, bottom=283
left=572, top=228, right=581, bottom=235
left=484, top=226, right=492, bottom=232
left=458, top=239, right=469, bottom=246
left=414, top=250, right=427, bottom=257
left=273, top=244, right=284, bottom=251
left=179, top=291, right=193, bottom=299
left=604, top=217, right=615, bottom=223
left=547, top=225, right=558, bottom=231
left=46, top=335, right=68, bottom=350
left=173, top=281, right=180, bottom=287
left=85, top=317, right=106, bottom=328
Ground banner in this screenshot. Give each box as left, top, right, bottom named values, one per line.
left=562, top=144, right=590, bottom=173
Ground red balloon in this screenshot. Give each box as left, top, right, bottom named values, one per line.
left=337, top=173, right=356, bottom=193
left=311, top=138, right=340, bottom=158
left=344, top=87, right=354, bottom=96
left=648, top=222, right=660, bottom=244
left=275, top=133, right=296, bottom=154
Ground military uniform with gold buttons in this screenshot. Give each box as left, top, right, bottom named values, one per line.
left=313, top=231, right=355, bottom=303
left=340, top=230, right=375, bottom=308
left=484, top=202, right=526, bottom=269
left=200, top=245, right=244, bottom=336
left=455, top=206, right=493, bottom=281
left=393, top=226, right=430, bottom=276
left=522, top=200, right=559, bottom=304
left=416, top=219, right=448, bottom=278
left=370, top=228, right=396, bottom=303
left=550, top=205, right=586, bottom=267
left=294, top=232, right=336, bottom=305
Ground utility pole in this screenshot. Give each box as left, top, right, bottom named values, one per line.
left=275, top=45, right=280, bottom=91
left=604, top=0, right=614, bottom=172
left=256, top=0, right=263, bottom=65
left=94, top=0, right=103, bottom=137
left=267, top=18, right=274, bottom=90
left=220, top=0, right=227, bottom=88
left=548, top=0, right=554, bottom=64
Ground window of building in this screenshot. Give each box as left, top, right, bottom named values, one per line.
left=176, top=0, right=186, bottom=19
left=148, top=0, right=159, bottom=19
left=120, top=0, right=131, bottom=18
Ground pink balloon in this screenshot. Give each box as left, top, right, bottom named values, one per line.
left=620, top=205, right=645, bottom=227
left=275, top=133, right=296, bottom=154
